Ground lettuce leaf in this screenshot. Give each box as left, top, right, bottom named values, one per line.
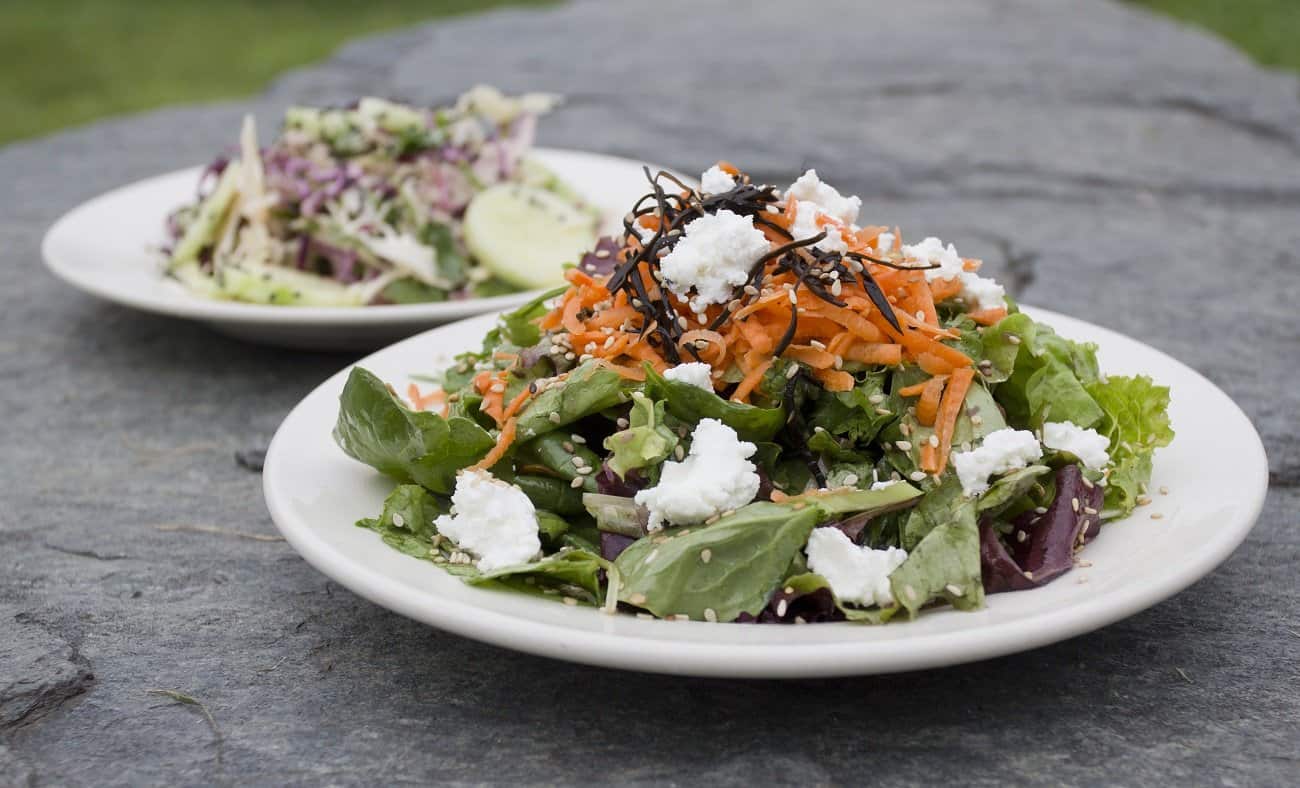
left=468, top=549, right=608, bottom=605
left=513, top=360, right=629, bottom=441
left=498, top=285, right=567, bottom=347
left=602, top=395, right=679, bottom=478
left=889, top=505, right=985, bottom=617
left=644, top=365, right=785, bottom=442
left=1086, top=375, right=1174, bottom=517
left=806, top=372, right=892, bottom=444
left=334, top=367, right=495, bottom=494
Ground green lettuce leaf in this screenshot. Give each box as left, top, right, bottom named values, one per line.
left=602, top=394, right=679, bottom=477
left=614, top=502, right=822, bottom=622
left=498, top=285, right=567, bottom=347
left=889, top=506, right=984, bottom=617
left=806, top=372, right=893, bottom=444
left=513, top=360, right=629, bottom=441
left=334, top=367, right=495, bottom=494
left=1086, top=375, right=1175, bottom=517
left=643, top=365, right=785, bottom=442
left=468, top=549, right=608, bottom=605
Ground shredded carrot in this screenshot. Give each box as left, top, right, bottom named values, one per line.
left=813, top=368, right=855, bottom=392
left=916, top=376, right=947, bottom=426
left=968, top=307, right=1008, bottom=326
left=406, top=384, right=446, bottom=413
left=785, top=345, right=837, bottom=369
left=842, top=343, right=903, bottom=367
left=933, top=367, right=976, bottom=474
left=472, top=417, right=517, bottom=471
left=731, top=359, right=773, bottom=402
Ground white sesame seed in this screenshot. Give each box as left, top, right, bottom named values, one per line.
left=391, top=513, right=405, bottom=528
left=644, top=549, right=659, bottom=565
left=629, top=592, right=647, bottom=605
left=577, top=466, right=593, bottom=475
left=700, top=549, right=712, bottom=564
left=928, top=434, right=940, bottom=448
left=562, top=596, right=578, bottom=606
left=970, top=415, right=983, bottom=426
left=1035, top=506, right=1048, bottom=514
left=945, top=584, right=964, bottom=597
left=909, top=471, right=928, bottom=482
left=1159, top=486, right=1169, bottom=495
left=809, top=339, right=826, bottom=350
left=617, top=418, right=629, bottom=429
left=786, top=364, right=800, bottom=379
left=674, top=445, right=685, bottom=461
left=776, top=599, right=789, bottom=617
left=1151, top=512, right=1164, bottom=520
left=875, top=407, right=892, bottom=416
left=1071, top=497, right=1080, bottom=512
left=1016, top=530, right=1028, bottom=543
left=784, top=585, right=794, bottom=595
left=895, top=440, right=913, bottom=451
left=788, top=289, right=798, bottom=305
left=868, top=393, right=885, bottom=404
left=1083, top=506, right=1098, bottom=515
left=570, top=477, right=584, bottom=488
left=703, top=608, right=718, bottom=623
left=1007, top=335, right=1021, bottom=345
left=562, top=441, right=575, bottom=452
left=842, top=474, right=859, bottom=486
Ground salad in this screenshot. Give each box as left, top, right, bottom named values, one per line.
left=163, top=86, right=602, bottom=306
left=332, top=162, right=1173, bottom=624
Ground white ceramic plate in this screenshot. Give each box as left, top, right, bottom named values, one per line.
left=263, top=307, right=1267, bottom=677
left=42, top=148, right=671, bottom=350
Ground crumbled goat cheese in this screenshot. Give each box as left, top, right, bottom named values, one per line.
left=434, top=469, right=541, bottom=571
left=790, top=201, right=849, bottom=254
left=659, top=210, right=771, bottom=312
left=634, top=418, right=761, bottom=530
left=951, top=428, right=1044, bottom=496
left=875, top=231, right=895, bottom=254
left=785, top=169, right=862, bottom=226
left=700, top=165, right=737, bottom=194
left=663, top=362, right=714, bottom=391
left=902, top=236, right=1005, bottom=311
left=1042, top=421, right=1111, bottom=470
left=805, top=528, right=908, bottom=607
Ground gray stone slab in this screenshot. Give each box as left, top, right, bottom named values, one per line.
left=1, top=1, right=1296, bottom=785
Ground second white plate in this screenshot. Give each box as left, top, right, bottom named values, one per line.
left=263, top=307, right=1268, bottom=678
left=42, top=148, right=671, bottom=350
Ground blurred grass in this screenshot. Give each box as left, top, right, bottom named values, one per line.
left=1130, top=0, right=1300, bottom=72
left=0, top=0, right=547, bottom=147
left=0, top=1, right=1295, bottom=148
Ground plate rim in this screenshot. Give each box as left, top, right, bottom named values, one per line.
left=39, top=147, right=664, bottom=326
left=262, top=306, right=1268, bottom=678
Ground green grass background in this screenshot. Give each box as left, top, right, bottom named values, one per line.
left=0, top=0, right=1294, bottom=147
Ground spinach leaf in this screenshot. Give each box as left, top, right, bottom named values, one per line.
left=1086, top=375, right=1174, bottom=517
left=514, top=361, right=629, bottom=441
left=602, top=394, right=679, bottom=478
left=789, top=483, right=924, bottom=518
left=977, top=465, right=1052, bottom=517
left=900, top=476, right=973, bottom=551
left=515, top=432, right=602, bottom=493
left=420, top=223, right=468, bottom=285
left=889, top=505, right=984, bottom=617
left=614, top=502, right=822, bottom=622
left=780, top=573, right=895, bottom=624
left=807, top=430, right=868, bottom=464
left=980, top=312, right=1036, bottom=383
left=333, top=367, right=495, bottom=494
left=1024, top=357, right=1105, bottom=429
left=806, top=372, right=893, bottom=444
left=468, top=549, right=608, bottom=605
left=644, top=365, right=785, bottom=442
left=499, top=285, right=567, bottom=347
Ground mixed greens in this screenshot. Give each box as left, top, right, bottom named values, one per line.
left=333, top=163, right=1173, bottom=624
left=163, top=86, right=601, bottom=305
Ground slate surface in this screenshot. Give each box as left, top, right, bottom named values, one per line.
left=2, top=1, right=1297, bottom=785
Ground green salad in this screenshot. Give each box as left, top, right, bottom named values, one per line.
left=163, top=86, right=601, bottom=305
left=333, top=163, right=1173, bottom=624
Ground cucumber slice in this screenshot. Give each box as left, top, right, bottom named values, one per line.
left=215, top=260, right=370, bottom=306
left=462, top=183, right=600, bottom=289
left=167, top=260, right=222, bottom=298
left=517, top=157, right=601, bottom=219
left=169, top=167, right=239, bottom=268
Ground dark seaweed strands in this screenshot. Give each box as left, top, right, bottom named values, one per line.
left=603, top=168, right=922, bottom=371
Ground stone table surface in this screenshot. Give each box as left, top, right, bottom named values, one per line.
left=2, top=1, right=1297, bottom=785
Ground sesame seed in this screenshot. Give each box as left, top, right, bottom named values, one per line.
left=1007, top=334, right=1021, bottom=345
left=700, top=549, right=712, bottom=564
left=945, top=584, right=964, bottom=597
left=703, top=608, right=718, bottom=623
left=1035, top=506, right=1048, bottom=514
left=900, top=423, right=912, bottom=437
left=895, top=440, right=913, bottom=451
left=1024, top=570, right=1035, bottom=580
left=644, top=549, right=659, bottom=565
left=562, top=441, right=575, bottom=452
left=562, top=596, right=578, bottom=606
left=786, top=364, right=800, bottom=379
left=928, top=434, right=940, bottom=448
left=868, top=393, right=885, bottom=404
left=1016, top=530, right=1028, bottom=543
left=571, top=433, right=586, bottom=444
left=570, top=477, right=584, bottom=488
left=810, top=339, right=826, bottom=350
left=391, top=513, right=405, bottom=528
left=875, top=407, right=892, bottom=416
left=1159, top=486, right=1169, bottom=495
left=831, top=280, right=843, bottom=296
left=743, top=285, right=759, bottom=296
left=1136, top=495, right=1152, bottom=506
left=489, top=382, right=505, bottom=393
left=1151, top=512, right=1164, bottom=520
left=548, top=412, right=562, bottom=424
left=674, top=445, right=685, bottom=461
left=617, top=417, right=629, bottom=429
left=794, top=616, right=808, bottom=625
left=1071, top=497, right=1080, bottom=512
left=577, top=466, right=593, bottom=475
left=776, top=599, right=789, bottom=617
left=1083, top=506, right=1098, bottom=515
left=970, top=415, right=983, bottom=426
left=909, top=471, right=928, bottom=482
left=629, top=592, right=647, bottom=605
left=788, top=289, right=798, bottom=304
left=843, top=473, right=859, bottom=486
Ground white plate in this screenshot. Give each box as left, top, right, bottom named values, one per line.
left=42, top=148, right=671, bottom=350
left=263, top=307, right=1267, bottom=677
